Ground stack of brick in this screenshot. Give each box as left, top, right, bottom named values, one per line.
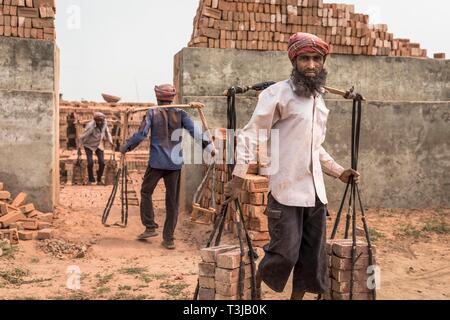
left=325, top=239, right=377, bottom=300
left=0, top=0, right=56, bottom=41
left=193, top=128, right=271, bottom=245
left=0, top=182, right=55, bottom=244
left=189, top=0, right=428, bottom=58
left=198, top=245, right=254, bottom=300
left=238, top=173, right=270, bottom=245
left=191, top=128, right=229, bottom=224
left=59, top=101, right=154, bottom=153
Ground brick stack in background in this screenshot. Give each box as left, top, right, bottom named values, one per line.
left=191, top=129, right=228, bottom=224
left=325, top=239, right=378, bottom=300
left=198, top=245, right=253, bottom=300
left=59, top=101, right=156, bottom=186
left=189, top=0, right=429, bottom=58
left=434, top=53, right=446, bottom=60
left=194, top=128, right=271, bottom=246
left=0, top=0, right=56, bottom=41
left=59, top=101, right=154, bottom=153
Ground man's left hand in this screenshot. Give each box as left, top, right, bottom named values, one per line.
left=339, top=169, right=360, bottom=184
left=119, top=145, right=128, bottom=155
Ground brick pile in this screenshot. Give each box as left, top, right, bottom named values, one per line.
left=192, top=128, right=271, bottom=245
left=189, top=0, right=428, bottom=58
left=198, top=245, right=254, bottom=300
left=60, top=101, right=155, bottom=153
left=0, top=0, right=56, bottom=41
left=325, top=239, right=377, bottom=300
left=0, top=182, right=55, bottom=248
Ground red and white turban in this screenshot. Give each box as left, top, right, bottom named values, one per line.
left=288, top=32, right=330, bottom=62
left=154, top=84, right=177, bottom=102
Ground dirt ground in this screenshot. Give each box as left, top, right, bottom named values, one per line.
left=0, top=184, right=449, bottom=300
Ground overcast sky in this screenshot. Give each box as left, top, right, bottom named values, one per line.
left=56, top=0, right=449, bottom=102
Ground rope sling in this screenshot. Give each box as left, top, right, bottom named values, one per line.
left=329, top=87, right=377, bottom=300
left=102, top=112, right=129, bottom=228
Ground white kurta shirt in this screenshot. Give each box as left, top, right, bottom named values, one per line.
left=233, top=79, right=345, bottom=207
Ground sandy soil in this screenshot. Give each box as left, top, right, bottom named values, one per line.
left=0, top=185, right=448, bottom=300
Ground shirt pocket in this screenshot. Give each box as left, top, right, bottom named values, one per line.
left=265, top=207, right=283, bottom=239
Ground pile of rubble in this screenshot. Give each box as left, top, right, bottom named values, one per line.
left=0, top=182, right=55, bottom=248
left=37, top=239, right=88, bottom=260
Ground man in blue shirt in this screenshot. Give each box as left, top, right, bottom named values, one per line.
left=120, top=84, right=213, bottom=250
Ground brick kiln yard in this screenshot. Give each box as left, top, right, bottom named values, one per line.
left=0, top=183, right=448, bottom=300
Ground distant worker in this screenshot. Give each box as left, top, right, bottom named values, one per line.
left=80, top=112, right=113, bottom=185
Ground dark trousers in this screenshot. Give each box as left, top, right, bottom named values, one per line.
left=258, top=194, right=329, bottom=294
left=84, top=147, right=105, bottom=182
left=140, top=167, right=181, bottom=242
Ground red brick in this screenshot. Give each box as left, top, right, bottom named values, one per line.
left=200, top=245, right=238, bottom=263
left=0, top=211, right=27, bottom=228
left=18, top=230, right=35, bottom=241
left=0, top=228, right=19, bottom=245
left=37, top=228, right=54, bottom=240
left=216, top=249, right=250, bottom=269
left=198, top=287, right=215, bottom=300
left=199, top=262, right=216, bottom=277
left=0, top=191, right=11, bottom=201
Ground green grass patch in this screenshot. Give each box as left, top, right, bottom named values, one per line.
left=400, top=225, right=424, bottom=239
left=160, top=281, right=190, bottom=299
left=95, top=273, right=114, bottom=286
left=422, top=219, right=450, bottom=235
left=368, top=228, right=385, bottom=241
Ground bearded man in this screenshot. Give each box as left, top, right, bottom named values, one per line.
left=224, top=33, right=360, bottom=300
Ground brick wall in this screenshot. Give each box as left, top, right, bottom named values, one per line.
left=189, top=0, right=428, bottom=58
left=0, top=0, right=56, bottom=41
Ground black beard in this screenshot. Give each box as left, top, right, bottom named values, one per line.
left=290, top=68, right=328, bottom=97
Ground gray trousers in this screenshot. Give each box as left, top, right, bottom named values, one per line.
left=258, top=194, right=329, bottom=294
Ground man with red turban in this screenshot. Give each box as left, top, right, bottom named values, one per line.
left=121, top=84, right=214, bottom=250
left=224, top=33, right=360, bottom=299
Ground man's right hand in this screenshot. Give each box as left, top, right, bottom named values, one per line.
left=223, top=176, right=245, bottom=204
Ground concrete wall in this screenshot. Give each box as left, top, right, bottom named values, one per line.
left=175, top=48, right=450, bottom=102
left=174, top=48, right=450, bottom=211
left=0, top=37, right=59, bottom=212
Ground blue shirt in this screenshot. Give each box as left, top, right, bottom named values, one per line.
left=124, top=108, right=209, bottom=171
